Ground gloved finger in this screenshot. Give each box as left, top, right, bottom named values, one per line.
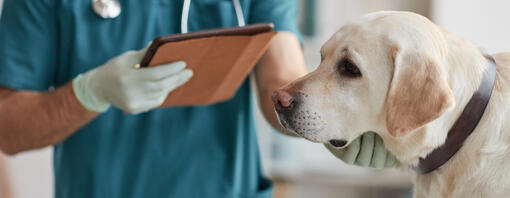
left=131, top=42, right=152, bottom=63
left=137, top=90, right=169, bottom=102
left=133, top=47, right=149, bottom=61
left=119, top=48, right=149, bottom=64
left=126, top=95, right=166, bottom=114
left=126, top=70, right=192, bottom=113
left=340, top=137, right=361, bottom=164
left=143, top=69, right=193, bottom=92
left=111, top=50, right=144, bottom=67
left=137, top=61, right=187, bottom=80
left=129, top=105, right=153, bottom=114
left=129, top=102, right=159, bottom=114
left=161, top=69, right=193, bottom=93
left=384, top=152, right=397, bottom=168
left=324, top=143, right=346, bottom=159
left=370, top=134, right=388, bottom=169
left=355, top=132, right=376, bottom=167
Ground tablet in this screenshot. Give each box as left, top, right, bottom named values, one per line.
left=139, top=23, right=277, bottom=107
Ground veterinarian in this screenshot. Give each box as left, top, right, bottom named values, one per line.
left=0, top=0, right=391, bottom=197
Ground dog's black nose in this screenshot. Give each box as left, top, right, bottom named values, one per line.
left=330, top=139, right=348, bottom=148
left=272, top=89, right=296, bottom=112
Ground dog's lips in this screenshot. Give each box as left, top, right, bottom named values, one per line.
left=276, top=116, right=324, bottom=143
left=277, top=115, right=302, bottom=136
left=276, top=113, right=291, bottom=129
left=274, top=108, right=328, bottom=143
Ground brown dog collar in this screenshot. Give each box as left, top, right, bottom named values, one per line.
left=414, top=55, right=497, bottom=174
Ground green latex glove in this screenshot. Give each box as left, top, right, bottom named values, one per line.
left=325, top=132, right=397, bottom=168
left=73, top=48, right=193, bottom=114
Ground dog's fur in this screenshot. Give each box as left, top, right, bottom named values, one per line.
left=274, top=11, right=510, bottom=198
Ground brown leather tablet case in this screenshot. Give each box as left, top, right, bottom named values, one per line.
left=140, top=23, right=277, bottom=107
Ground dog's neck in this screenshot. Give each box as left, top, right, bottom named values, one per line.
left=385, top=35, right=510, bottom=197
left=383, top=35, right=490, bottom=166
left=413, top=63, right=510, bottom=198
left=414, top=54, right=496, bottom=174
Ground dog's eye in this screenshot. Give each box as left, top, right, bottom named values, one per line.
left=337, top=59, right=361, bottom=78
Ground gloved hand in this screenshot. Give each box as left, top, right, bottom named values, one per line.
left=72, top=48, right=193, bottom=114
left=325, top=132, right=397, bottom=168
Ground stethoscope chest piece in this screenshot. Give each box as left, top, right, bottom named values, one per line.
left=92, top=0, right=121, bottom=19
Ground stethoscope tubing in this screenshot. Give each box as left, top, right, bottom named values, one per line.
left=92, top=0, right=246, bottom=33
left=181, top=0, right=246, bottom=33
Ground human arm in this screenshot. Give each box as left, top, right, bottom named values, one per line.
left=254, top=32, right=307, bottom=135
left=0, top=85, right=98, bottom=155
left=0, top=0, right=94, bottom=154
left=249, top=0, right=307, bottom=135
left=0, top=47, right=192, bottom=155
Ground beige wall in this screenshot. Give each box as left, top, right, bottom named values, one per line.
left=300, top=0, right=431, bottom=70
left=309, top=0, right=429, bottom=45
left=431, top=0, right=510, bottom=53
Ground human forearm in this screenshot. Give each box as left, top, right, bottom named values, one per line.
left=0, top=83, right=98, bottom=155
left=255, top=32, right=308, bottom=135
left=0, top=47, right=192, bottom=155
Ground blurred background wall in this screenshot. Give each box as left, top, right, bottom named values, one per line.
left=0, top=0, right=509, bottom=198
left=432, top=0, right=510, bottom=54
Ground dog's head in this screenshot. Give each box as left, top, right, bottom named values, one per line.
left=272, top=11, right=456, bottom=158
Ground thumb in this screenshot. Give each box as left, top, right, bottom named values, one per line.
left=133, top=47, right=149, bottom=62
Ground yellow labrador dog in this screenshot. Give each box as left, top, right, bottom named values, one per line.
left=272, top=11, right=510, bottom=198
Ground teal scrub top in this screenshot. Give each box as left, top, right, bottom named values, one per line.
left=0, top=0, right=300, bottom=197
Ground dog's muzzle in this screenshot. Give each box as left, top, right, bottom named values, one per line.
left=271, top=89, right=326, bottom=142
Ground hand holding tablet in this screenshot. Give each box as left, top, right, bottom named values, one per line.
left=140, top=23, right=276, bottom=107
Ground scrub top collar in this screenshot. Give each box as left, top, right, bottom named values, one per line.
left=91, top=0, right=246, bottom=28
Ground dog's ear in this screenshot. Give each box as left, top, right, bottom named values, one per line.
left=385, top=51, right=455, bottom=137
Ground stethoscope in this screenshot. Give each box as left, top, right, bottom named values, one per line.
left=92, top=0, right=246, bottom=33
left=91, top=0, right=121, bottom=19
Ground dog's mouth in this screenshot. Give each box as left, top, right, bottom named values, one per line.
left=276, top=111, right=350, bottom=148
left=275, top=110, right=328, bottom=143
left=277, top=116, right=316, bottom=141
